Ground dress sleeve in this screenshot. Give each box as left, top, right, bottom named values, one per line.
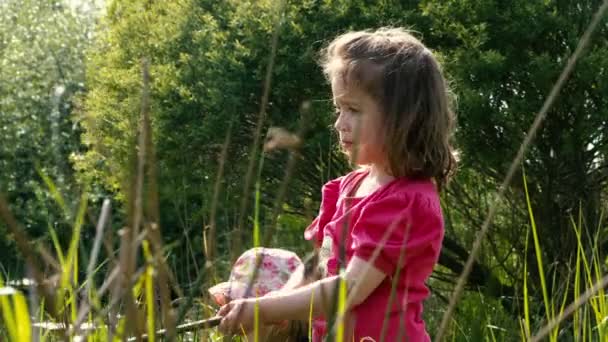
left=304, top=177, right=342, bottom=247
left=351, top=192, right=444, bottom=276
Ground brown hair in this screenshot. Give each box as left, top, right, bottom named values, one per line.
left=321, top=27, right=457, bottom=190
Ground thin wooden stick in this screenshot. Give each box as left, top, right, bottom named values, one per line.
left=233, top=0, right=285, bottom=260
left=139, top=57, right=177, bottom=338
left=127, top=316, right=222, bottom=341
left=43, top=316, right=222, bottom=341
left=0, top=194, right=59, bottom=318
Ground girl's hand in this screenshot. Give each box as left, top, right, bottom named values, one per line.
left=217, top=298, right=260, bottom=335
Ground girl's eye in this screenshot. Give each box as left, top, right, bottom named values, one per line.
left=343, top=106, right=360, bottom=115
left=333, top=106, right=359, bottom=115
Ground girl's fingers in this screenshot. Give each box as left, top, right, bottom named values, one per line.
left=217, top=303, right=232, bottom=316
left=218, top=304, right=232, bottom=334
left=219, top=314, right=236, bottom=335
left=218, top=301, right=242, bottom=335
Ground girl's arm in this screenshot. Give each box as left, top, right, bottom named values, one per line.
left=261, top=256, right=386, bottom=321
left=278, top=251, right=321, bottom=291
left=218, top=256, right=386, bottom=333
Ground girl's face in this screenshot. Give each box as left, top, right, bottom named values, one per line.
left=331, top=78, right=386, bottom=167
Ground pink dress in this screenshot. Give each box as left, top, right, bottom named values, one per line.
left=304, top=169, right=444, bottom=342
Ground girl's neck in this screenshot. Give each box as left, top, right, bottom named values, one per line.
left=366, top=164, right=393, bottom=184
left=351, top=164, right=394, bottom=198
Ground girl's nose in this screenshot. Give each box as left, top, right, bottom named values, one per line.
left=334, top=111, right=348, bottom=133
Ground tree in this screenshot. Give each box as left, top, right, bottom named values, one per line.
left=422, top=0, right=608, bottom=310
left=0, top=0, right=95, bottom=272
left=77, top=0, right=608, bottom=321
left=77, top=0, right=431, bottom=279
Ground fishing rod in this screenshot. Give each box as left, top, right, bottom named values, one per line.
left=127, top=316, right=222, bottom=341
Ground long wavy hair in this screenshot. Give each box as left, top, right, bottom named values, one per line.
left=321, top=27, right=457, bottom=190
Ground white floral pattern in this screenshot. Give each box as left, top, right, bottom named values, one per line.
left=209, top=247, right=303, bottom=305
left=318, top=235, right=333, bottom=277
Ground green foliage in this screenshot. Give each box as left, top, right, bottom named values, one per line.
left=427, top=290, right=520, bottom=342
left=0, top=0, right=94, bottom=272
left=1, top=0, right=607, bottom=339
left=426, top=0, right=608, bottom=320
left=75, top=0, right=608, bottom=327
left=76, top=0, right=426, bottom=277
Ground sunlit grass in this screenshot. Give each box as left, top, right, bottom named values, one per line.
left=1, top=1, right=607, bottom=339
left=1, top=149, right=606, bottom=342
left=520, top=168, right=608, bottom=341
left=143, top=240, right=156, bottom=342
left=0, top=276, right=31, bottom=341
left=522, top=168, right=556, bottom=339
left=252, top=155, right=264, bottom=342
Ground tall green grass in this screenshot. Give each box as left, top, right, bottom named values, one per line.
left=521, top=169, right=608, bottom=341
left=1, top=144, right=606, bottom=342
left=1, top=113, right=607, bottom=342
left=522, top=168, right=558, bottom=340
left=0, top=276, right=31, bottom=341
left=2, top=0, right=606, bottom=338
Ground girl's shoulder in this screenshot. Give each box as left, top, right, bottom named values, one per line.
left=322, top=170, right=439, bottom=209
left=388, top=177, right=438, bottom=198
left=321, top=168, right=367, bottom=196
left=367, top=177, right=441, bottom=215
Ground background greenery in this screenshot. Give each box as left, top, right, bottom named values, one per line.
left=1, top=0, right=606, bottom=340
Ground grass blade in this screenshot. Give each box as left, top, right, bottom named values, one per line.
left=37, top=169, right=69, bottom=220
left=13, top=290, right=31, bottom=342
left=0, top=279, right=18, bottom=341
left=48, top=225, right=66, bottom=267
left=308, top=289, right=314, bottom=341
left=522, top=224, right=531, bottom=339
left=522, top=169, right=552, bottom=326
left=143, top=241, right=155, bottom=342
left=252, top=155, right=265, bottom=342
left=336, top=269, right=347, bottom=342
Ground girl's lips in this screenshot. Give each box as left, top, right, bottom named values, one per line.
left=341, top=141, right=353, bottom=149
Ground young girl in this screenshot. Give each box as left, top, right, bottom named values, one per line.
left=218, top=27, right=456, bottom=341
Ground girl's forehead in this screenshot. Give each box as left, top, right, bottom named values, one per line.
left=331, top=77, right=367, bottom=103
